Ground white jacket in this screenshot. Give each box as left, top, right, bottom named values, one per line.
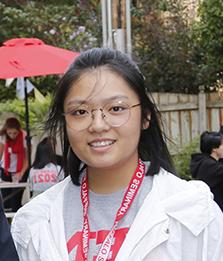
left=11, top=169, right=223, bottom=261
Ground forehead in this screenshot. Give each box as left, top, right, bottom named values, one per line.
left=64, top=68, right=138, bottom=106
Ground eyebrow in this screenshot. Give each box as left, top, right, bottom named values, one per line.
left=66, top=95, right=129, bottom=106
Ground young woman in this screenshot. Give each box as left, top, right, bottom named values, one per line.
left=190, top=131, right=223, bottom=211
left=28, top=137, right=64, bottom=197
left=11, top=48, right=223, bottom=261
left=0, top=117, right=28, bottom=211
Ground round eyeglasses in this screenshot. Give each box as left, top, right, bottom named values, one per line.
left=63, top=100, right=141, bottom=131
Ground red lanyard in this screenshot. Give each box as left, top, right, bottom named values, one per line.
left=80, top=159, right=146, bottom=261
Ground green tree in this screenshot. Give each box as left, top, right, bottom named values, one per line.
left=132, top=0, right=200, bottom=93
left=193, top=0, right=223, bottom=87
left=0, top=93, right=52, bottom=135
left=2, top=0, right=221, bottom=97
left=173, top=137, right=199, bottom=180
left=0, top=1, right=101, bottom=49
left=0, top=1, right=101, bottom=100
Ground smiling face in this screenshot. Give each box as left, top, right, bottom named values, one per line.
left=64, top=68, right=143, bottom=171
left=6, top=128, right=19, bottom=140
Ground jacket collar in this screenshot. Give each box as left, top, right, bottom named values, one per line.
left=116, top=177, right=169, bottom=260
left=116, top=169, right=217, bottom=259
left=155, top=170, right=216, bottom=236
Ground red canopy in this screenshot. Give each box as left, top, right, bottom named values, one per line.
left=0, top=38, right=80, bottom=167
left=0, top=38, right=79, bottom=79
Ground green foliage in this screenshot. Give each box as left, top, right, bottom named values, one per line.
left=132, top=0, right=200, bottom=93
left=193, top=0, right=223, bottom=87
left=0, top=93, right=52, bottom=136
left=173, top=137, right=199, bottom=180
left=0, top=1, right=101, bottom=49
left=0, top=1, right=101, bottom=101
left=0, top=82, right=16, bottom=100
left=0, top=76, right=58, bottom=102
left=1, top=0, right=223, bottom=96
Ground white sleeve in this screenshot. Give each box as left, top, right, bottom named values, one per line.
left=206, top=202, right=223, bottom=261
left=15, top=240, right=40, bottom=261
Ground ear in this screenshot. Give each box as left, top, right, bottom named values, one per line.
left=142, top=113, right=151, bottom=130
left=212, top=147, right=219, bottom=156
left=212, top=148, right=217, bottom=153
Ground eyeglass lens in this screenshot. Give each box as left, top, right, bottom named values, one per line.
left=64, top=100, right=139, bottom=131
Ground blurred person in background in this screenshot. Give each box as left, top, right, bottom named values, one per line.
left=190, top=131, right=223, bottom=211
left=28, top=137, right=64, bottom=197
left=0, top=117, right=28, bottom=212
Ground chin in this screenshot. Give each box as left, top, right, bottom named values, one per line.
left=88, top=162, right=114, bottom=169
left=85, top=157, right=120, bottom=170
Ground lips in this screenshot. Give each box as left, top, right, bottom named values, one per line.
left=88, top=139, right=116, bottom=148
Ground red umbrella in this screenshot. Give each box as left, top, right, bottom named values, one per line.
left=0, top=38, right=79, bottom=78
left=0, top=38, right=79, bottom=166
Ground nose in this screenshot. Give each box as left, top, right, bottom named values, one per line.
left=10, top=134, right=17, bottom=139
left=88, top=108, right=110, bottom=132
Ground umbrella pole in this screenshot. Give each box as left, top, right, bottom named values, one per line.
left=24, top=82, right=32, bottom=169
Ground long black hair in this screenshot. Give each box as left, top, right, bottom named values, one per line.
left=45, top=48, right=175, bottom=185
left=32, top=137, right=56, bottom=169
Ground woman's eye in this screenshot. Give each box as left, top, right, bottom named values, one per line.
left=69, top=109, right=88, bottom=116
left=113, top=106, right=123, bottom=111
left=110, top=106, right=127, bottom=113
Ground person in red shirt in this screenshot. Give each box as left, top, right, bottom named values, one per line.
left=0, top=117, right=28, bottom=211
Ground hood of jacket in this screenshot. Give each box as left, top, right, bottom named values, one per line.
left=190, top=153, right=212, bottom=178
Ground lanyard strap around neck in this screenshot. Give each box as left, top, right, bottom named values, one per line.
left=80, top=159, right=146, bottom=261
